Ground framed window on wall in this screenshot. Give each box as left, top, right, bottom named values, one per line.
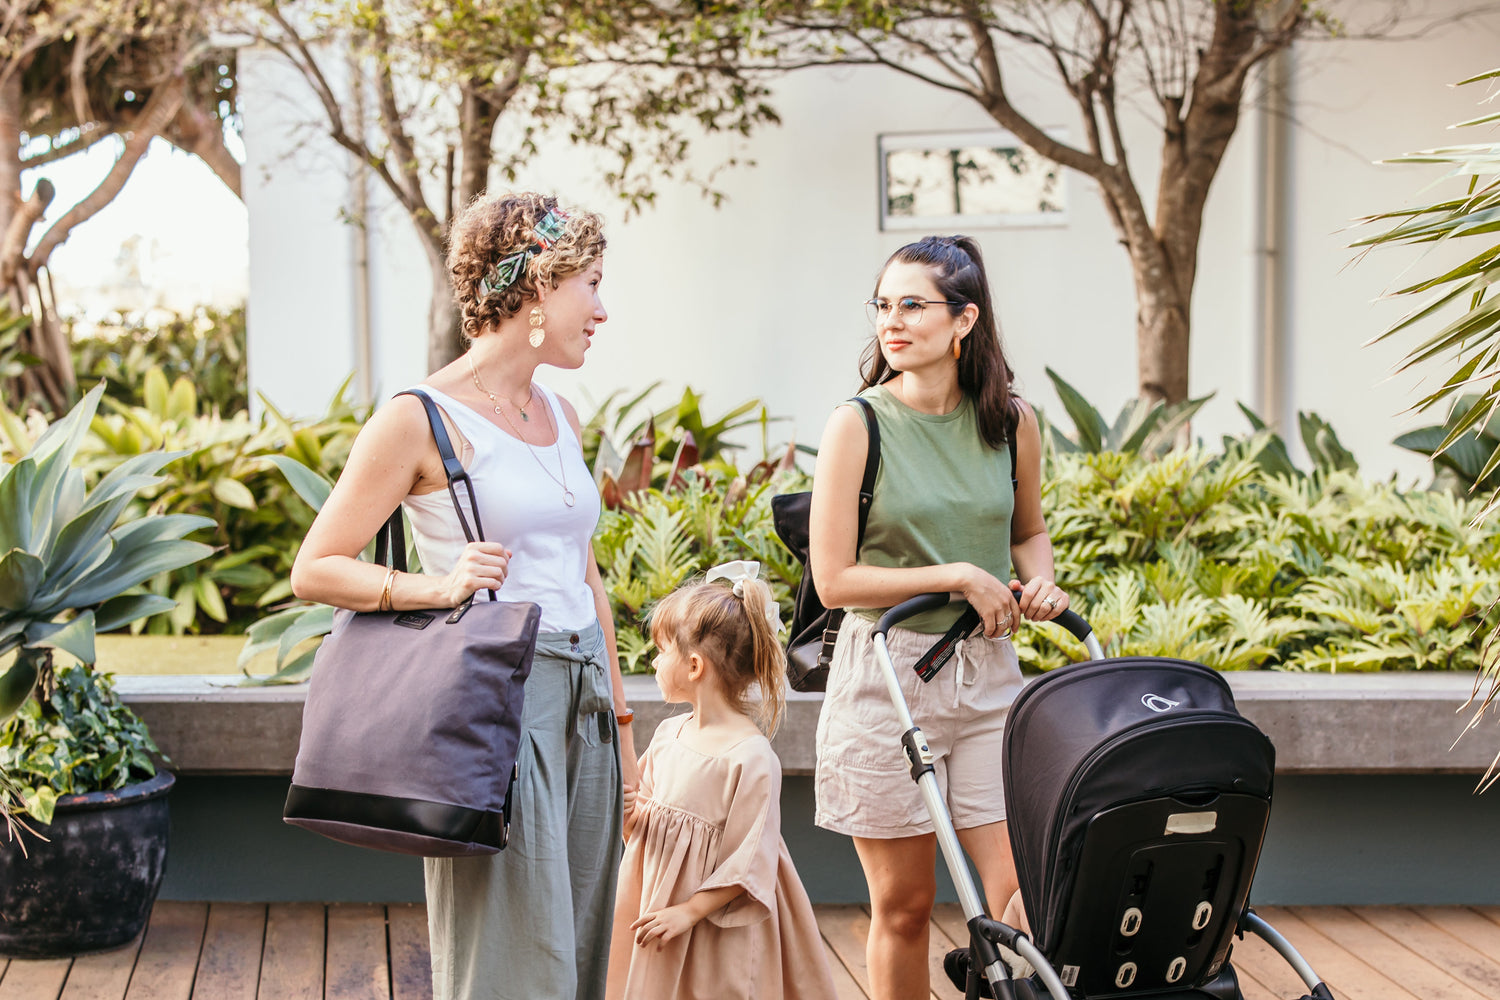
left=879, top=129, right=1068, bottom=231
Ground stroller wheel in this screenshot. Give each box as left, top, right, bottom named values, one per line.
left=943, top=948, right=995, bottom=998
left=944, top=944, right=1038, bottom=997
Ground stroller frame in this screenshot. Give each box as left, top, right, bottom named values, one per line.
left=869, top=592, right=1333, bottom=1000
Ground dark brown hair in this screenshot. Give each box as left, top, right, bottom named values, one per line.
left=860, top=235, right=1016, bottom=449
left=649, top=578, right=787, bottom=735
left=446, top=191, right=606, bottom=344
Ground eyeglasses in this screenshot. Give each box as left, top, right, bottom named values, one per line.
left=865, top=296, right=965, bottom=328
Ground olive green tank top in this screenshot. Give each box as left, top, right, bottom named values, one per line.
left=849, top=384, right=1015, bottom=633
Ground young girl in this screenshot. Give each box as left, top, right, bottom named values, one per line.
left=606, top=561, right=838, bottom=1000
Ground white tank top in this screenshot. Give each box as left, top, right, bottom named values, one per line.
left=400, top=384, right=601, bottom=632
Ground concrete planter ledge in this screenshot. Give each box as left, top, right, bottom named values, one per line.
left=119, top=670, right=1496, bottom=777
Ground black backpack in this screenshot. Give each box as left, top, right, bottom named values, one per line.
left=771, top=398, right=879, bottom=692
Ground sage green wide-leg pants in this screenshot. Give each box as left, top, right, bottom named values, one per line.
left=425, top=623, right=623, bottom=1000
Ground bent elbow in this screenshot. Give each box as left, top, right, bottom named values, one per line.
left=289, top=556, right=317, bottom=604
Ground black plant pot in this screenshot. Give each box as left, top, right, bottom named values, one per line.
left=0, top=770, right=174, bottom=958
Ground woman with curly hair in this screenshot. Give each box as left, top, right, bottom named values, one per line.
left=292, top=192, right=633, bottom=1000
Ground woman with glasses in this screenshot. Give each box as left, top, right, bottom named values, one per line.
left=807, top=235, right=1069, bottom=1000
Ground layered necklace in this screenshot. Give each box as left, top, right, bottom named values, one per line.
left=467, top=353, right=575, bottom=507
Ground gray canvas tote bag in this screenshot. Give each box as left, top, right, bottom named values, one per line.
left=283, top=389, right=540, bottom=857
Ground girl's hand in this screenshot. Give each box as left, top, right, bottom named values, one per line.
left=440, top=541, right=512, bottom=606
left=632, top=904, right=696, bottom=948
left=622, top=782, right=638, bottom=820
left=959, top=563, right=1022, bottom=638
left=1012, top=577, right=1068, bottom=622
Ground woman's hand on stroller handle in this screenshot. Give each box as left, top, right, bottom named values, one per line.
left=876, top=587, right=1094, bottom=648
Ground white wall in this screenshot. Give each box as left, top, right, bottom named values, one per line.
left=242, top=2, right=1500, bottom=480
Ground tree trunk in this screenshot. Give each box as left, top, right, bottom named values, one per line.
left=426, top=242, right=461, bottom=372
left=0, top=72, right=23, bottom=284
left=1131, top=256, right=1192, bottom=406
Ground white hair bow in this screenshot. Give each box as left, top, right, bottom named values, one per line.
left=705, top=560, right=785, bottom=635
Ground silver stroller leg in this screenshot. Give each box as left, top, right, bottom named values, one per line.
left=871, top=622, right=1073, bottom=1000
left=1242, top=910, right=1335, bottom=999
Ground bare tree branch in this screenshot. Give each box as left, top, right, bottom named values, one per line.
left=163, top=97, right=241, bottom=197
left=30, top=74, right=186, bottom=270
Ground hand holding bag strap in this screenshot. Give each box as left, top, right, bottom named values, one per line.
left=369, top=388, right=497, bottom=603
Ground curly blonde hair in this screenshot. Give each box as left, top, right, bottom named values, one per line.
left=446, top=192, right=607, bottom=343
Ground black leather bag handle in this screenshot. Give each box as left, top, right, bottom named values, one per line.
left=371, top=388, right=496, bottom=602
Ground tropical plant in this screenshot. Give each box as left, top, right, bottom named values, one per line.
left=1394, top=393, right=1500, bottom=496
left=71, top=306, right=249, bottom=416
left=1352, top=66, right=1500, bottom=785
left=583, top=385, right=793, bottom=508
left=1044, top=368, right=1213, bottom=457
left=233, top=455, right=341, bottom=686
left=0, top=383, right=212, bottom=822
left=1, top=665, right=162, bottom=826
left=0, top=305, right=42, bottom=408
left=1013, top=441, right=1500, bottom=674
left=71, top=375, right=367, bottom=635
left=593, top=466, right=804, bottom=672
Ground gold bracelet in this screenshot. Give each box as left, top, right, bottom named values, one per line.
left=378, top=567, right=397, bottom=612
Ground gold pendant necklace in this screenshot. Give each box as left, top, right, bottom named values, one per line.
left=468, top=352, right=532, bottom=421
left=467, top=354, right=575, bottom=507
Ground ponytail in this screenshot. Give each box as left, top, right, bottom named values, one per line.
left=736, top=581, right=787, bottom=736
left=648, top=564, right=788, bottom=735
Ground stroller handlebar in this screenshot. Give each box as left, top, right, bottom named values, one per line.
left=875, top=590, right=1096, bottom=650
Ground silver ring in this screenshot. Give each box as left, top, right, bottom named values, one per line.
left=1044, top=596, right=1058, bottom=609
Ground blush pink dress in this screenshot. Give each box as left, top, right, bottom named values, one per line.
left=607, top=715, right=838, bottom=1000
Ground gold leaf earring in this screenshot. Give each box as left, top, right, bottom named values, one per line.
left=528, top=306, right=546, bottom=348
left=952, top=336, right=962, bottom=361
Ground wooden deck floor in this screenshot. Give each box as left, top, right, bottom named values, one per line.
left=2, top=902, right=1498, bottom=999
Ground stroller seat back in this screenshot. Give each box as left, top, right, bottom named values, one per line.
left=1004, top=658, right=1275, bottom=997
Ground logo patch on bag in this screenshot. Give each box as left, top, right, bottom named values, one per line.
left=394, top=612, right=434, bottom=630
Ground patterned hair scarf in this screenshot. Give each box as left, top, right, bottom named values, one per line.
left=478, top=208, right=569, bottom=299
left=705, top=560, right=785, bottom=635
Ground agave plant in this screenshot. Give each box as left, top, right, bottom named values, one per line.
left=0, top=383, right=214, bottom=719
left=0, top=384, right=213, bottom=824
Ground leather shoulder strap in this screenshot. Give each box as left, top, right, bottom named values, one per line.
left=848, top=396, right=880, bottom=549
left=373, top=390, right=493, bottom=601
left=1006, top=398, right=1020, bottom=494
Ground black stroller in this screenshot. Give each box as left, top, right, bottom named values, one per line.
left=870, top=593, right=1334, bottom=1000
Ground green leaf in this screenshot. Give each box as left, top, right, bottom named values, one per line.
left=211, top=477, right=257, bottom=510
left=275, top=604, right=336, bottom=665
left=265, top=455, right=332, bottom=513
left=0, top=653, right=40, bottom=718
left=143, top=367, right=170, bottom=416
left=194, top=576, right=229, bottom=623
left=25, top=612, right=96, bottom=664
left=0, top=548, right=44, bottom=609
left=0, top=457, right=37, bottom=555
left=94, top=594, right=179, bottom=633
left=1046, top=367, right=1108, bottom=452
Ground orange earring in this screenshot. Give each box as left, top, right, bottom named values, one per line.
left=952, top=337, right=962, bottom=360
